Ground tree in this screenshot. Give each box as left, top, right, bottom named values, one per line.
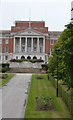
left=48, top=22, right=73, bottom=89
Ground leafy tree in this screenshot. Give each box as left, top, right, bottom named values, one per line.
left=48, top=22, right=73, bottom=89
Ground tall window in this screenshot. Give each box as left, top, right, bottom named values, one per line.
left=5, top=55, right=8, bottom=60
left=5, top=40, right=8, bottom=44
left=5, top=46, right=9, bottom=53
left=27, top=38, right=31, bottom=52
left=40, top=47, right=42, bottom=53
left=21, top=37, right=25, bottom=52
left=33, top=38, right=37, bottom=52
left=39, top=38, right=43, bottom=53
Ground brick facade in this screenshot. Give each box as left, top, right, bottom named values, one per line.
left=0, top=21, right=62, bottom=63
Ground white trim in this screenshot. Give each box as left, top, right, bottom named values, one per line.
left=14, top=35, right=44, bottom=38
left=13, top=28, right=45, bottom=36
left=50, top=37, right=58, bottom=40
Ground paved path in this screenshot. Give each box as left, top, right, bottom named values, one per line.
left=2, top=73, right=32, bottom=118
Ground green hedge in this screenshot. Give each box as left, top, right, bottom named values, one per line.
left=41, top=64, right=48, bottom=71
left=10, top=59, right=44, bottom=63
left=2, top=63, right=9, bottom=68
left=49, top=74, right=73, bottom=117
left=1, top=63, right=10, bottom=73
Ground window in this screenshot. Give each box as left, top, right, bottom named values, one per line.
left=21, top=46, right=25, bottom=52
left=50, top=40, right=54, bottom=45
left=16, top=56, right=18, bottom=59
left=5, top=40, right=8, bottom=44
left=21, top=56, right=25, bottom=59
left=33, top=56, right=37, bottom=59
left=40, top=47, right=42, bottom=53
left=5, top=46, right=9, bottom=53
left=5, top=55, right=8, bottom=60
left=27, top=56, right=31, bottom=60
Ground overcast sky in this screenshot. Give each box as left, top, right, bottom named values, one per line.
left=0, top=0, right=72, bottom=31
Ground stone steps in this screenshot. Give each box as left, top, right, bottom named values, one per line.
left=8, top=68, right=41, bottom=73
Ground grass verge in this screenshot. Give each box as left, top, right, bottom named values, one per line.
left=0, top=73, right=15, bottom=87
left=24, top=74, right=71, bottom=118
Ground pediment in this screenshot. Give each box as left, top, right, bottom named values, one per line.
left=14, top=28, right=44, bottom=36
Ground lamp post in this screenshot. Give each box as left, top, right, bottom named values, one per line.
left=55, top=48, right=60, bottom=97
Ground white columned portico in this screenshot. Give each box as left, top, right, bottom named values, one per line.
left=19, top=37, right=21, bottom=52
left=43, top=37, right=45, bottom=53
left=31, top=37, right=33, bottom=52
left=25, top=37, right=27, bottom=52
left=37, top=37, right=39, bottom=53
left=14, top=37, right=15, bottom=53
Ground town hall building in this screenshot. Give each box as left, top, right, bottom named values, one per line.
left=0, top=21, right=61, bottom=63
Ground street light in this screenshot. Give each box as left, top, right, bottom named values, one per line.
left=55, top=48, right=60, bottom=97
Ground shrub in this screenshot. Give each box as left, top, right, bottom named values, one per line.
left=41, top=64, right=48, bottom=71
left=1, top=63, right=10, bottom=73
left=2, top=63, right=9, bottom=68
left=10, top=59, right=16, bottom=62
left=2, top=74, right=8, bottom=79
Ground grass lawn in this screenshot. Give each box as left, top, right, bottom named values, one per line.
left=0, top=73, right=15, bottom=87
left=24, top=74, right=71, bottom=118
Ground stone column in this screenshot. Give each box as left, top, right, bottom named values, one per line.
left=19, top=37, right=21, bottom=53
left=25, top=37, right=27, bottom=52
left=43, top=37, right=45, bottom=53
left=37, top=37, right=39, bottom=53
left=31, top=37, right=33, bottom=52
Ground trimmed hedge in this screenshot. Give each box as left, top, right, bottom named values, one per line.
left=1, top=63, right=10, bottom=73
left=49, top=74, right=73, bottom=117
left=2, top=63, right=9, bottom=68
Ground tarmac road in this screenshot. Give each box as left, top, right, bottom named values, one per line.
left=2, top=73, right=32, bottom=118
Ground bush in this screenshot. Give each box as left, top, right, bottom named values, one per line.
left=2, top=63, right=9, bottom=68
left=1, top=63, right=9, bottom=73
left=10, top=59, right=44, bottom=63
left=41, top=64, right=48, bottom=71
left=10, top=59, right=16, bottom=62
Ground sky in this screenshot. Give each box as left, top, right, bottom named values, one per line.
left=0, top=0, right=72, bottom=31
